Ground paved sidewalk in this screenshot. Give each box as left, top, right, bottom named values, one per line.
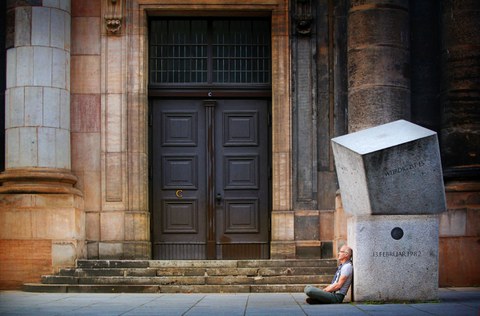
left=0, top=287, right=479, bottom=315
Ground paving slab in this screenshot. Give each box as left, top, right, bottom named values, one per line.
left=0, top=287, right=478, bottom=316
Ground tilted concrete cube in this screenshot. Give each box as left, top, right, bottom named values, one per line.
left=331, top=120, right=446, bottom=216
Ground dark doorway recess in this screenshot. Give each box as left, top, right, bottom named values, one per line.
left=149, top=17, right=272, bottom=259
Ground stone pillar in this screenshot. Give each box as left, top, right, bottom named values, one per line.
left=440, top=0, right=480, bottom=179
left=347, top=0, right=410, bottom=132
left=0, top=1, right=84, bottom=289
left=2, top=1, right=77, bottom=193
left=439, top=0, right=480, bottom=287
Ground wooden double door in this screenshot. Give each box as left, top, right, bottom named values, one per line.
left=151, top=99, right=270, bottom=259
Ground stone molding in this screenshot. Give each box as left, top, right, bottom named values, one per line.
left=0, top=168, right=82, bottom=196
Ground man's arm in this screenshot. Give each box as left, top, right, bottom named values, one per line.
left=323, top=275, right=349, bottom=293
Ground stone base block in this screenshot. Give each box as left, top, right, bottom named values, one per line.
left=270, top=241, right=296, bottom=259
left=348, top=215, right=440, bottom=302
left=439, top=237, right=480, bottom=287
left=0, top=193, right=85, bottom=289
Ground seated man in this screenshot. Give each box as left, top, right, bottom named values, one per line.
left=304, top=245, right=353, bottom=304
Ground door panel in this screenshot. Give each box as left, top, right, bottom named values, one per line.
left=215, top=100, right=269, bottom=259
left=152, top=100, right=206, bottom=259
left=152, top=99, right=270, bottom=259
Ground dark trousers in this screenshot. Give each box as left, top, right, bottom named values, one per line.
left=304, top=285, right=345, bottom=304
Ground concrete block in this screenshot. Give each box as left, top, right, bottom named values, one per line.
left=38, top=127, right=56, bottom=167
left=25, top=87, right=43, bottom=126
left=33, top=47, right=52, bottom=86
left=50, top=8, right=65, bottom=49
left=72, top=17, right=100, bottom=55
left=60, top=89, right=70, bottom=129
left=32, top=7, right=50, bottom=46
left=439, top=209, right=466, bottom=237
left=6, top=49, right=16, bottom=89
left=52, top=242, right=76, bottom=267
left=348, top=215, right=440, bottom=301
left=19, top=127, right=38, bottom=167
left=14, top=7, right=31, bottom=47
left=332, top=120, right=446, bottom=215
left=43, top=87, right=60, bottom=128
left=99, top=242, right=124, bottom=259
left=6, top=128, right=20, bottom=168
left=8, top=87, right=24, bottom=127
left=52, top=48, right=67, bottom=89
left=100, top=212, right=125, bottom=241
left=55, top=128, right=71, bottom=169
left=16, top=47, right=34, bottom=86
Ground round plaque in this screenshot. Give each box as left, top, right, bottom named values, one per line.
left=391, top=227, right=404, bottom=240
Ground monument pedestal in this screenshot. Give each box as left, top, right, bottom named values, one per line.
left=348, top=215, right=440, bottom=301
left=332, top=120, right=447, bottom=302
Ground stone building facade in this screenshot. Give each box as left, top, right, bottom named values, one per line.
left=0, top=0, right=478, bottom=289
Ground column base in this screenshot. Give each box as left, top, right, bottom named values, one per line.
left=0, top=192, right=85, bottom=290
left=0, top=168, right=82, bottom=196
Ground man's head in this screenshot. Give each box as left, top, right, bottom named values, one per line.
left=338, top=245, right=352, bottom=263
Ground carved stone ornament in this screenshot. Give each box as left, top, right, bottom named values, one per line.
left=294, top=0, right=313, bottom=35
left=105, top=0, right=123, bottom=34
left=105, top=17, right=122, bottom=33
left=295, top=14, right=313, bottom=35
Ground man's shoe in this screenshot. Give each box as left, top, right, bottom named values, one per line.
left=306, top=298, right=321, bottom=305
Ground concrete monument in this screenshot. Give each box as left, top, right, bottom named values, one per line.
left=331, top=120, right=447, bottom=301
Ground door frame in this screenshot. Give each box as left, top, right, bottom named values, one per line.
left=125, top=0, right=293, bottom=259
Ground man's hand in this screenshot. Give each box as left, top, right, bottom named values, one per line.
left=323, top=275, right=349, bottom=293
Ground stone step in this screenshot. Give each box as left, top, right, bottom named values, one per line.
left=75, top=259, right=337, bottom=269
left=23, top=283, right=328, bottom=293
left=41, top=274, right=331, bottom=285
left=63, top=266, right=335, bottom=278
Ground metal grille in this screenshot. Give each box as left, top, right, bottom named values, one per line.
left=212, top=20, right=270, bottom=84
left=149, top=18, right=271, bottom=85
left=150, top=20, right=208, bottom=84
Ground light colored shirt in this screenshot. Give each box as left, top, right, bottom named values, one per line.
left=331, top=261, right=353, bottom=295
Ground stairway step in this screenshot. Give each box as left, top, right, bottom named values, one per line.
left=25, top=259, right=337, bottom=293
left=75, top=259, right=337, bottom=269
left=68, top=266, right=335, bottom=278
left=42, top=275, right=330, bottom=285
left=23, top=283, right=327, bottom=293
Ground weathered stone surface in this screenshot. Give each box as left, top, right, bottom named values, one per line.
left=332, top=120, right=446, bottom=216
left=348, top=215, right=440, bottom=301
left=23, top=259, right=336, bottom=293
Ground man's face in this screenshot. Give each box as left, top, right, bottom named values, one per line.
left=338, top=247, right=350, bottom=261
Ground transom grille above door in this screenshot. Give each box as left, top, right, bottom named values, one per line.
left=149, top=18, right=271, bottom=86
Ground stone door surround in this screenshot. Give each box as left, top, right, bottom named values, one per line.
left=109, top=0, right=293, bottom=258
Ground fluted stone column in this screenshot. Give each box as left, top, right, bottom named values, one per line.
left=440, top=0, right=480, bottom=178
left=0, top=1, right=84, bottom=289
left=347, top=0, right=410, bottom=132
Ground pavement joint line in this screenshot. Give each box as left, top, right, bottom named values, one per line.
left=290, top=292, right=308, bottom=315
left=181, top=294, right=207, bottom=316
left=242, top=293, right=249, bottom=316
left=118, top=294, right=161, bottom=316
